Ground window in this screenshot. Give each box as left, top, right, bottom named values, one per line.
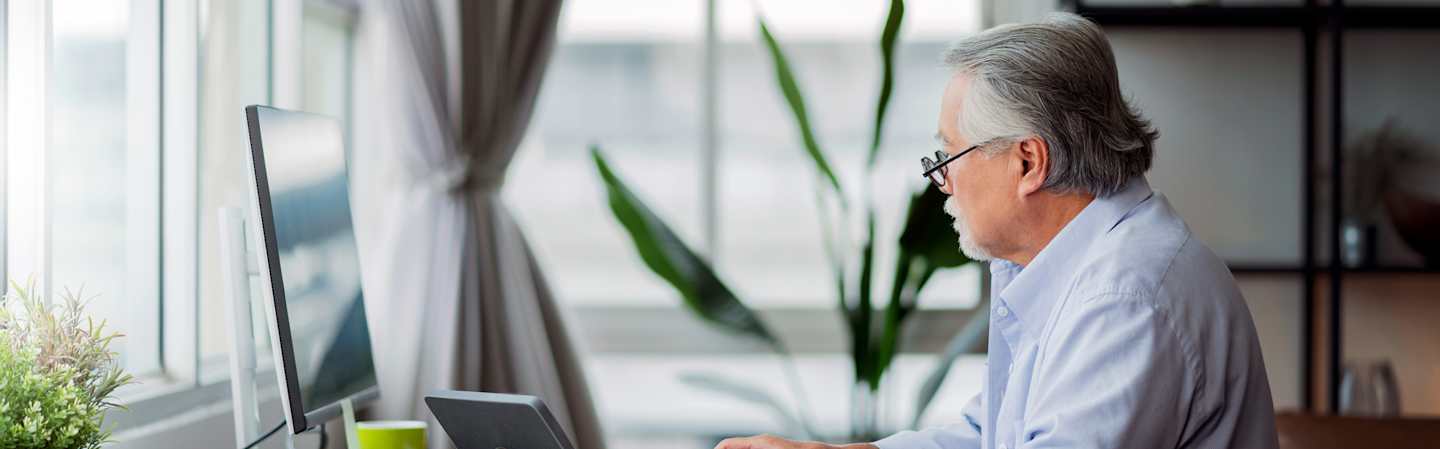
left=715, top=0, right=983, bottom=308
left=6, top=0, right=975, bottom=442
left=3, top=0, right=357, bottom=431
left=506, top=0, right=985, bottom=445
left=47, top=0, right=163, bottom=377
left=507, top=0, right=707, bottom=306
left=193, top=0, right=356, bottom=378
left=196, top=0, right=273, bottom=379
left=510, top=0, right=983, bottom=308
left=300, top=2, right=354, bottom=127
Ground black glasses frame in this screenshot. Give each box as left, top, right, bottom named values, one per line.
left=920, top=142, right=985, bottom=188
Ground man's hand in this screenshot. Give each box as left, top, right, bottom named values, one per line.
left=713, top=434, right=878, bottom=449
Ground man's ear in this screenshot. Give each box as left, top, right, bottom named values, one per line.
left=1014, top=136, right=1049, bottom=196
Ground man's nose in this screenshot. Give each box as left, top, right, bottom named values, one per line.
left=940, top=168, right=957, bottom=195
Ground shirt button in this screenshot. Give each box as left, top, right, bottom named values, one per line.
left=996, top=305, right=1010, bottom=318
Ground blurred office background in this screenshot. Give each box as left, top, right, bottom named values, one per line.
left=4, top=0, right=1439, bottom=447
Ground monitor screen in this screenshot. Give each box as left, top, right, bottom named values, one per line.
left=245, top=105, right=378, bottom=433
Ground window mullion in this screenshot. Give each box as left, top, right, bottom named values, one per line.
left=127, top=0, right=163, bottom=375
left=271, top=0, right=302, bottom=108
left=0, top=0, right=7, bottom=289
left=4, top=0, right=52, bottom=299
left=162, top=0, right=200, bottom=384
left=700, top=0, right=720, bottom=261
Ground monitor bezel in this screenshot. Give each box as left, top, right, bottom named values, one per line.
left=243, top=104, right=379, bottom=435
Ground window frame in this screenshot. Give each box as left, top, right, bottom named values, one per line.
left=0, top=0, right=353, bottom=434
left=126, top=0, right=363, bottom=424
left=125, top=0, right=165, bottom=378
left=4, top=0, right=53, bottom=302
left=516, top=3, right=990, bottom=440
left=7, top=0, right=985, bottom=440
left=0, top=0, right=357, bottom=434
left=0, top=0, right=8, bottom=290
left=161, top=0, right=201, bottom=386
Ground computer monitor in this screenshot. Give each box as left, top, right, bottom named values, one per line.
left=244, top=105, right=379, bottom=434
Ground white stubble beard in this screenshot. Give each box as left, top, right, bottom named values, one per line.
left=944, top=194, right=994, bottom=261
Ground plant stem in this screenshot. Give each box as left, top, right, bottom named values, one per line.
left=814, top=184, right=848, bottom=313
left=778, top=350, right=820, bottom=439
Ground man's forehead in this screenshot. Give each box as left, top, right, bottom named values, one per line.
left=934, top=132, right=949, bottom=144
left=943, top=72, right=971, bottom=99
left=938, top=73, right=972, bottom=146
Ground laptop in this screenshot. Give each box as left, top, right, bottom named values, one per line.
left=426, top=390, right=578, bottom=449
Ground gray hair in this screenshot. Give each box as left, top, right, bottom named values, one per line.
left=944, top=12, right=1157, bottom=197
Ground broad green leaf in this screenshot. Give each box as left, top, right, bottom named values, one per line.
left=913, top=303, right=989, bottom=427
left=873, top=187, right=973, bottom=383
left=758, top=17, right=845, bottom=199
left=591, top=147, right=782, bottom=351
left=900, top=186, right=971, bottom=269
left=867, top=0, right=905, bottom=168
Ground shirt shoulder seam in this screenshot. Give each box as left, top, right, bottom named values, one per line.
left=1074, top=289, right=1207, bottom=418
left=1153, top=226, right=1192, bottom=294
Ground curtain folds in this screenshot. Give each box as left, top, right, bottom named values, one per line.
left=357, top=0, right=604, bottom=448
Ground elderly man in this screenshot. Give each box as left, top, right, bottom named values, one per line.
left=717, top=12, right=1278, bottom=449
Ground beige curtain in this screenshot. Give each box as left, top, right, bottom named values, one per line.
left=356, top=1, right=605, bottom=448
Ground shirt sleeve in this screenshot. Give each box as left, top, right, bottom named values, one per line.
left=872, top=391, right=984, bottom=449
left=1018, top=293, right=1198, bottom=449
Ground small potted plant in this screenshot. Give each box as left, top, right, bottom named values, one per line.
left=0, top=280, right=136, bottom=449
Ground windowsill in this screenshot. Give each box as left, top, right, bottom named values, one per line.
left=570, top=305, right=986, bottom=355
left=103, top=304, right=988, bottom=446
left=107, top=365, right=279, bottom=433
left=584, top=353, right=986, bottom=439
left=106, top=353, right=987, bottom=449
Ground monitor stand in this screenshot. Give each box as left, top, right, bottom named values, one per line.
left=341, top=397, right=361, bottom=449
left=220, top=207, right=359, bottom=449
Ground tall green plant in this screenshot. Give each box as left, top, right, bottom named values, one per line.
left=591, top=0, right=988, bottom=439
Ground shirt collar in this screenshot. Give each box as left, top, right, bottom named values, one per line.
left=990, top=177, right=1155, bottom=341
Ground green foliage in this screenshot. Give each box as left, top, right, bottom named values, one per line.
left=591, top=0, right=988, bottom=439
left=591, top=148, right=783, bottom=352
left=593, top=148, right=820, bottom=436
left=869, top=0, right=905, bottom=168
left=757, top=17, right=845, bottom=199
left=0, top=280, right=136, bottom=449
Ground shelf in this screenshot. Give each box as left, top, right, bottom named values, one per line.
left=1225, top=265, right=1440, bottom=275
left=1341, top=265, right=1440, bottom=274
left=1070, top=0, right=1440, bottom=414
left=1345, top=7, right=1440, bottom=29
left=1073, top=5, right=1440, bottom=29
left=1231, top=264, right=1307, bottom=274
left=1073, top=5, right=1314, bottom=28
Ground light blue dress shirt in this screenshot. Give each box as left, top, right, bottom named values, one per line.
left=876, top=177, right=1278, bottom=449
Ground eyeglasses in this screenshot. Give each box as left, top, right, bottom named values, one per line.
left=920, top=142, right=985, bottom=189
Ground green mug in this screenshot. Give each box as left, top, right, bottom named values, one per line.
left=356, top=420, right=427, bottom=449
